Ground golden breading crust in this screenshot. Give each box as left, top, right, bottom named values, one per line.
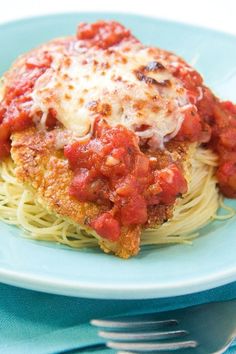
left=11, top=127, right=192, bottom=258
left=11, top=128, right=141, bottom=258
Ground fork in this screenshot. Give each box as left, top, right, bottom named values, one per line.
left=91, top=299, right=236, bottom=353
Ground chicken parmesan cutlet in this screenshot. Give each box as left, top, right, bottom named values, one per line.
left=0, top=21, right=236, bottom=258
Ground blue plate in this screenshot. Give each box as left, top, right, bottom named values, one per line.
left=0, top=13, right=236, bottom=299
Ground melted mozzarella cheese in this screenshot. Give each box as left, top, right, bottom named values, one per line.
left=31, top=40, right=193, bottom=149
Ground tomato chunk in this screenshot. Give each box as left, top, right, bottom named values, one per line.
left=77, top=21, right=133, bottom=49
left=11, top=110, right=32, bottom=132
left=171, top=64, right=202, bottom=91
left=177, top=107, right=201, bottom=142
left=155, top=164, right=187, bottom=204
left=219, top=128, right=236, bottom=149
left=120, top=195, right=147, bottom=226
left=69, top=169, right=95, bottom=202
left=199, top=98, right=236, bottom=197
left=221, top=101, right=236, bottom=115
left=46, top=108, right=58, bottom=129
left=217, top=162, right=236, bottom=198
left=91, top=212, right=120, bottom=241
left=0, top=106, right=6, bottom=124
left=0, top=121, right=10, bottom=141
left=0, top=140, right=11, bottom=160
left=69, top=169, right=109, bottom=203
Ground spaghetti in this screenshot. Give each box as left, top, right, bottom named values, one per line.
left=0, top=147, right=232, bottom=249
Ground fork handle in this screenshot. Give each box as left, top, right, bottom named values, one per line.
left=222, top=299, right=236, bottom=315
left=213, top=299, right=236, bottom=331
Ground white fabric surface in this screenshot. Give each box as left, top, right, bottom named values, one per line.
left=0, top=0, right=235, bottom=35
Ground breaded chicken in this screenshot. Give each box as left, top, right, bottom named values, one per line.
left=11, top=127, right=192, bottom=258
left=11, top=128, right=141, bottom=258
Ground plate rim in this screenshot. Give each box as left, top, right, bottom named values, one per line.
left=0, top=261, right=235, bottom=299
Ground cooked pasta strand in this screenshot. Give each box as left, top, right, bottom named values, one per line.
left=0, top=147, right=234, bottom=249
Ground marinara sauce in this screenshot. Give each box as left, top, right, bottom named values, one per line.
left=171, top=61, right=236, bottom=198
left=65, top=118, right=187, bottom=241
left=0, top=51, right=55, bottom=159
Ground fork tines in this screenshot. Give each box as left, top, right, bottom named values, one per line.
left=91, top=317, right=198, bottom=352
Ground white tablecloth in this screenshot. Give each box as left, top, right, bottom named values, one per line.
left=0, top=0, right=236, bottom=35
